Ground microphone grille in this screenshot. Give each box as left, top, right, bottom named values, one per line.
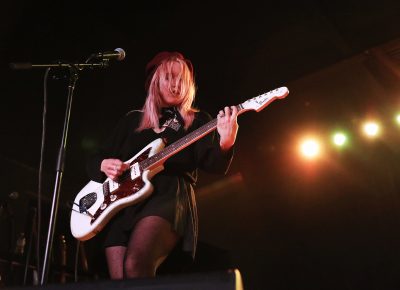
left=114, top=48, right=126, bottom=61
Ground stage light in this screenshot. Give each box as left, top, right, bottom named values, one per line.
left=300, top=138, right=321, bottom=159
left=332, top=132, right=347, bottom=146
left=362, top=121, right=380, bottom=137
left=395, top=114, right=400, bottom=125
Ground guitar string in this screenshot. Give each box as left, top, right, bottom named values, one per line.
left=74, top=93, right=281, bottom=220
left=82, top=104, right=245, bottom=207
left=102, top=105, right=243, bottom=192
left=80, top=92, right=277, bottom=201
left=111, top=117, right=219, bottom=185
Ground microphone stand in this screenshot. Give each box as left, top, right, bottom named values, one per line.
left=40, top=64, right=78, bottom=286
left=11, top=59, right=111, bottom=285
left=10, top=62, right=109, bottom=70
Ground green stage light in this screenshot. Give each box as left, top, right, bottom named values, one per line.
left=332, top=132, right=347, bottom=146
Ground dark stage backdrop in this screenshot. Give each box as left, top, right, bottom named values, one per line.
left=2, top=1, right=400, bottom=289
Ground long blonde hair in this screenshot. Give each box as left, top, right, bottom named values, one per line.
left=137, top=53, right=197, bottom=132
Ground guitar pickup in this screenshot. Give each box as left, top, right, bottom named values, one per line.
left=130, top=162, right=141, bottom=180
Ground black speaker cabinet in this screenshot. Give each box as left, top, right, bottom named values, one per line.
left=3, top=268, right=244, bottom=290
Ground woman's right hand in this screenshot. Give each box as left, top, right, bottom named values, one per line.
left=100, top=159, right=130, bottom=181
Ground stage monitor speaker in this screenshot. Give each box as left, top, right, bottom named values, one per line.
left=3, top=268, right=244, bottom=290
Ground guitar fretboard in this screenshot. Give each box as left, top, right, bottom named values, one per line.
left=140, top=104, right=242, bottom=170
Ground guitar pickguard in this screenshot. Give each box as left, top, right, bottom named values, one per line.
left=89, top=149, right=150, bottom=224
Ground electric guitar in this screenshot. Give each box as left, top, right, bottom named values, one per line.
left=70, top=87, right=289, bottom=241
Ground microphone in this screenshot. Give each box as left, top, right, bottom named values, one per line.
left=93, top=48, right=126, bottom=61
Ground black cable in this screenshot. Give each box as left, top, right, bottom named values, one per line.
left=37, top=67, right=51, bottom=278
left=74, top=240, right=80, bottom=282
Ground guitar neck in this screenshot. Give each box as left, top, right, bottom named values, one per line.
left=140, top=104, right=243, bottom=170
left=138, top=86, right=289, bottom=170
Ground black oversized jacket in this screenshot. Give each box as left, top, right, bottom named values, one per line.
left=86, top=109, right=233, bottom=256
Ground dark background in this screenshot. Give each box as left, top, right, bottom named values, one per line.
left=2, top=0, right=400, bottom=289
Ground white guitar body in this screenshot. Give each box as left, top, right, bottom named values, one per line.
left=70, top=138, right=165, bottom=241
left=70, top=86, right=289, bottom=241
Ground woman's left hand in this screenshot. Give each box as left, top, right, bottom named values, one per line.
left=217, top=106, right=239, bottom=151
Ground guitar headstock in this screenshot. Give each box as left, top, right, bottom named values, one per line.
left=240, top=87, right=289, bottom=113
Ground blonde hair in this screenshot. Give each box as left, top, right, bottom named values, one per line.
left=137, top=55, right=197, bottom=132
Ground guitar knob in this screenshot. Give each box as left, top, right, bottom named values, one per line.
left=110, top=195, right=117, bottom=202
left=100, top=203, right=107, bottom=210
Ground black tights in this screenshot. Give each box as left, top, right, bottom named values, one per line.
left=105, top=216, right=179, bottom=279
